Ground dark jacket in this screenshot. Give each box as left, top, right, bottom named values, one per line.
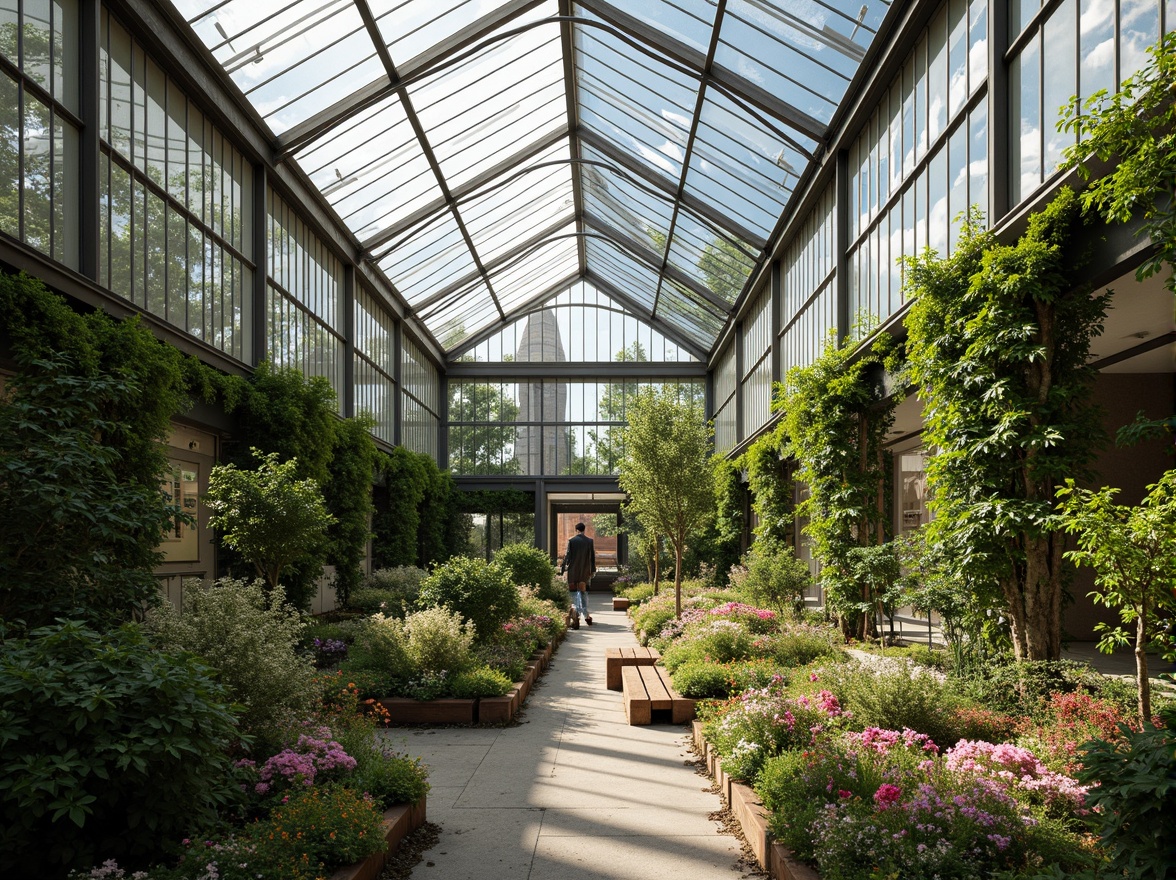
left=561, top=533, right=595, bottom=586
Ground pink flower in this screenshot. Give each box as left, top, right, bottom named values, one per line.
left=873, top=783, right=902, bottom=807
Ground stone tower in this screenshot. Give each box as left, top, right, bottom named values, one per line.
left=515, top=310, right=568, bottom=474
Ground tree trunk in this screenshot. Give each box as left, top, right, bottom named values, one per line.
left=673, top=540, right=683, bottom=619
left=652, top=535, right=660, bottom=596
left=1136, top=602, right=1151, bottom=722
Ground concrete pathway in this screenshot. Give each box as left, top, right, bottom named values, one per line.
left=377, top=593, right=747, bottom=880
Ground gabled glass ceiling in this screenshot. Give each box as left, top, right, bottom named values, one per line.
left=173, top=0, right=891, bottom=360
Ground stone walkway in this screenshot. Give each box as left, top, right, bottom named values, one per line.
left=377, top=593, right=750, bottom=880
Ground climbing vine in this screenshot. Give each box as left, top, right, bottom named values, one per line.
left=776, top=328, right=898, bottom=638
left=745, top=420, right=793, bottom=549
left=904, top=190, right=1109, bottom=661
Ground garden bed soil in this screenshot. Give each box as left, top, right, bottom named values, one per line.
left=328, top=797, right=427, bottom=880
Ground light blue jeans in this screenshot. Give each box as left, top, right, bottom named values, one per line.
left=569, top=588, right=590, bottom=621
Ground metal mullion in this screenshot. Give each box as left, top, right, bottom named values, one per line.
left=439, top=92, right=565, bottom=181
left=717, top=12, right=852, bottom=87
left=255, top=34, right=374, bottom=119
left=362, top=129, right=567, bottom=250
left=580, top=0, right=825, bottom=144
left=580, top=129, right=764, bottom=249
left=590, top=275, right=709, bottom=360
left=1, top=57, right=85, bottom=131
left=464, top=164, right=566, bottom=228
left=415, top=217, right=576, bottom=312
left=235, top=1, right=360, bottom=82
left=275, top=0, right=545, bottom=158
left=466, top=183, right=569, bottom=254
left=560, top=0, right=587, bottom=281
left=298, top=101, right=412, bottom=179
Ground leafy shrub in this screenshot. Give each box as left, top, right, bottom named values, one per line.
left=762, top=627, right=843, bottom=667
left=671, top=662, right=737, bottom=698
left=359, top=566, right=428, bottom=616
left=346, top=613, right=412, bottom=688
left=514, top=594, right=566, bottom=642
left=472, top=643, right=528, bottom=682
left=0, top=621, right=242, bottom=875
left=905, top=644, right=950, bottom=671
left=331, top=726, right=429, bottom=808
left=494, top=543, right=562, bottom=605
left=660, top=621, right=758, bottom=672
left=145, top=579, right=318, bottom=744
left=739, top=547, right=813, bottom=618
left=818, top=659, right=963, bottom=749
left=960, top=659, right=1135, bottom=717
left=616, top=582, right=656, bottom=605
left=630, top=594, right=682, bottom=644
left=348, top=588, right=401, bottom=615
left=417, top=556, right=520, bottom=642
left=402, top=606, right=475, bottom=675
left=448, top=666, right=514, bottom=698
left=1076, top=703, right=1176, bottom=880
left=254, top=785, right=386, bottom=868
left=703, top=679, right=848, bottom=782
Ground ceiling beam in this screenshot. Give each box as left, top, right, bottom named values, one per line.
left=579, top=129, right=765, bottom=251
left=558, top=0, right=588, bottom=282
left=275, top=0, right=547, bottom=159
left=589, top=274, right=711, bottom=361
left=578, top=0, right=825, bottom=145
left=364, top=128, right=568, bottom=253
left=447, top=360, right=706, bottom=378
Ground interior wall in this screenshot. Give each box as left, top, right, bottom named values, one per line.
left=1064, top=372, right=1174, bottom=640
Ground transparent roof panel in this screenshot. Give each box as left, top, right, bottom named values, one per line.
left=173, top=0, right=891, bottom=359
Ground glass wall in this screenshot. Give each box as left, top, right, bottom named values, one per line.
left=461, top=282, right=697, bottom=363
left=266, top=187, right=343, bottom=401
left=99, top=9, right=253, bottom=360
left=712, top=344, right=737, bottom=454
left=448, top=377, right=704, bottom=475
left=0, top=0, right=79, bottom=268
left=402, top=335, right=440, bottom=462
left=354, top=286, right=397, bottom=445
left=1010, top=0, right=1173, bottom=204
left=740, top=285, right=772, bottom=438
left=847, top=0, right=987, bottom=329
left=779, top=185, right=835, bottom=375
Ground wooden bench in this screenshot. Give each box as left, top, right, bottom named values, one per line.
left=621, top=665, right=695, bottom=725
left=605, top=646, right=660, bottom=691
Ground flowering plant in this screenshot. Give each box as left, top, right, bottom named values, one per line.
left=703, top=677, right=849, bottom=781
left=944, top=739, right=1089, bottom=815
left=237, top=730, right=357, bottom=797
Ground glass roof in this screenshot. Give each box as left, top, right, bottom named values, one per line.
left=173, top=0, right=891, bottom=360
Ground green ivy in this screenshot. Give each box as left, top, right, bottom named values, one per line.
left=0, top=271, right=188, bottom=629
left=372, top=447, right=428, bottom=569
left=775, top=328, right=898, bottom=638
left=904, top=190, right=1109, bottom=661
left=710, top=455, right=747, bottom=584
left=324, top=417, right=377, bottom=607
left=745, top=420, right=793, bottom=548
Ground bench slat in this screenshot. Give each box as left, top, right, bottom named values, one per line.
left=621, top=666, right=651, bottom=725
left=638, top=666, right=673, bottom=710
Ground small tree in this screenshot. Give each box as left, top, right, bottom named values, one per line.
left=617, top=388, right=716, bottom=617
left=741, top=544, right=812, bottom=620
left=204, top=449, right=335, bottom=601
left=1057, top=471, right=1176, bottom=721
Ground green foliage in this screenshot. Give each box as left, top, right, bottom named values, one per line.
left=402, top=606, right=475, bottom=675
left=144, top=579, right=318, bottom=746
left=351, top=567, right=428, bottom=616
left=903, top=190, right=1109, bottom=661
left=253, top=785, right=386, bottom=869
left=760, top=629, right=844, bottom=667
left=1058, top=471, right=1176, bottom=721
left=417, top=556, right=520, bottom=642
left=818, top=660, right=964, bottom=749
left=322, top=417, right=376, bottom=608
left=447, top=666, right=514, bottom=698
left=776, top=328, right=897, bottom=639
left=617, top=387, right=717, bottom=616
left=711, top=456, right=748, bottom=583
left=372, top=447, right=428, bottom=569
left=0, top=272, right=189, bottom=629
left=204, top=449, right=336, bottom=605
left=1062, top=32, right=1176, bottom=295
left=345, top=614, right=412, bottom=690
left=455, top=488, right=534, bottom=514
left=740, top=545, right=813, bottom=619
left=420, top=462, right=465, bottom=566
left=745, top=423, right=794, bottom=547
left=660, top=625, right=757, bottom=673
left=959, top=658, right=1138, bottom=719
left=616, top=581, right=656, bottom=605
left=493, top=543, right=561, bottom=605
left=1076, top=704, right=1176, bottom=880
left=671, top=661, right=739, bottom=698
left=0, top=621, right=242, bottom=875
left=330, top=726, right=429, bottom=809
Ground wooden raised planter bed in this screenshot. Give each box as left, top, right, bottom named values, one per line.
left=378, top=636, right=561, bottom=725
left=692, top=721, right=817, bottom=880
left=328, top=796, right=427, bottom=880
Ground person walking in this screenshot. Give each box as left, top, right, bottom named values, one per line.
left=560, top=521, right=595, bottom=629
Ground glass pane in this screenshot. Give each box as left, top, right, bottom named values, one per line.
left=379, top=210, right=475, bottom=303
left=0, top=72, right=19, bottom=240
left=1042, top=2, right=1076, bottom=174
left=1080, top=0, right=1114, bottom=106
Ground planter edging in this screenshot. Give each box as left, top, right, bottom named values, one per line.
left=328, top=796, right=427, bottom=880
